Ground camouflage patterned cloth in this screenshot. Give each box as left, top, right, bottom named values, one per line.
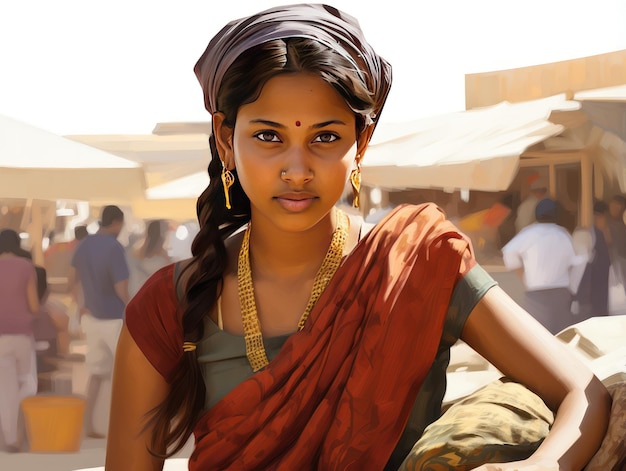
left=584, top=380, right=626, bottom=471
left=400, top=377, right=554, bottom=471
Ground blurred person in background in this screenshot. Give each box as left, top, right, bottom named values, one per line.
left=0, top=229, right=39, bottom=452
left=74, top=225, right=88, bottom=242
left=32, top=264, right=71, bottom=370
left=574, top=201, right=611, bottom=321
left=127, top=220, right=171, bottom=299
left=606, top=194, right=626, bottom=293
left=502, top=198, right=587, bottom=334
left=71, top=205, right=129, bottom=438
left=43, top=224, right=89, bottom=296
left=67, top=224, right=89, bottom=332
left=515, top=174, right=548, bottom=233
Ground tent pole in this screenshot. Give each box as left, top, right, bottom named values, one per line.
left=580, top=151, right=593, bottom=228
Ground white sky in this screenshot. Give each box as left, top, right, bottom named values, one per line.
left=1, top=0, right=626, bottom=135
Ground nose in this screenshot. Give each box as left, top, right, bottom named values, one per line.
left=280, top=147, right=313, bottom=184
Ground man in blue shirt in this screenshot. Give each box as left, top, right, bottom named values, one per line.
left=72, top=205, right=129, bottom=438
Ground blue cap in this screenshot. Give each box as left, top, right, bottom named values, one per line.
left=535, top=198, right=557, bottom=220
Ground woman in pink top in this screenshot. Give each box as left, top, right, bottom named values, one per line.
left=0, top=229, right=40, bottom=452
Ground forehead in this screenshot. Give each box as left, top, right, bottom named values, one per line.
left=238, top=73, right=355, bottom=120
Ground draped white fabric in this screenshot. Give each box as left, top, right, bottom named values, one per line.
left=0, top=114, right=145, bottom=201
left=363, top=94, right=580, bottom=191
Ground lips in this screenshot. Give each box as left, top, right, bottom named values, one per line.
left=275, top=192, right=317, bottom=212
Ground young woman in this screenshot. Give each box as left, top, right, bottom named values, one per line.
left=128, top=220, right=171, bottom=298
left=0, top=229, right=40, bottom=452
left=106, top=4, right=610, bottom=470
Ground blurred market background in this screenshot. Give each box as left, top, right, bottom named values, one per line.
left=1, top=1, right=626, bottom=469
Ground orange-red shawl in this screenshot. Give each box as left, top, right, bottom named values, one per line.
left=188, top=204, right=473, bottom=470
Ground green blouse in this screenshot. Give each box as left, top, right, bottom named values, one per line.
left=196, top=264, right=496, bottom=467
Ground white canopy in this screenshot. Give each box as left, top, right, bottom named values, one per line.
left=363, top=94, right=580, bottom=192
left=130, top=172, right=209, bottom=220
left=0, top=114, right=146, bottom=201
left=67, top=133, right=210, bottom=188
left=145, top=171, right=209, bottom=200
left=575, top=84, right=626, bottom=102
left=65, top=132, right=210, bottom=221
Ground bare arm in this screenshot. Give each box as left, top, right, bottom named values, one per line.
left=114, top=279, right=130, bottom=305
left=462, top=286, right=611, bottom=471
left=68, top=267, right=87, bottom=315
left=106, top=324, right=170, bottom=471
left=26, top=266, right=40, bottom=314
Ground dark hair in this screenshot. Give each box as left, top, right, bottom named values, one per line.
left=74, top=225, right=88, bottom=240
left=594, top=200, right=609, bottom=215
left=0, top=229, right=31, bottom=258
left=141, top=220, right=166, bottom=258
left=101, top=205, right=124, bottom=227
left=148, top=37, right=377, bottom=456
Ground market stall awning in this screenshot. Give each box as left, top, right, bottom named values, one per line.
left=67, top=132, right=211, bottom=188
left=65, top=132, right=211, bottom=221
left=129, top=172, right=210, bottom=220
left=362, top=94, right=580, bottom=192
left=0, top=114, right=146, bottom=201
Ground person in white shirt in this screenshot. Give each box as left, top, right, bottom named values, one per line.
left=514, top=176, right=548, bottom=233
left=502, top=198, right=587, bottom=334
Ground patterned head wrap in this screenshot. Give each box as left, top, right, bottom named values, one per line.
left=194, top=3, right=392, bottom=127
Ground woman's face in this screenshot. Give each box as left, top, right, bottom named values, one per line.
left=216, top=73, right=363, bottom=232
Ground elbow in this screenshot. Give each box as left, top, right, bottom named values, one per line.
left=30, top=300, right=41, bottom=315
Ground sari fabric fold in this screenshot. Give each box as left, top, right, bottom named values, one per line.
left=190, top=204, right=472, bottom=470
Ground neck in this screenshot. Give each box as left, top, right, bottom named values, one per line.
left=247, top=212, right=338, bottom=281
left=99, top=226, right=118, bottom=237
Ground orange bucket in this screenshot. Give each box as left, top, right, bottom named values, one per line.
left=20, top=395, right=86, bottom=452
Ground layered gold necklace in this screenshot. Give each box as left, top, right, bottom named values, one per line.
left=238, top=208, right=349, bottom=371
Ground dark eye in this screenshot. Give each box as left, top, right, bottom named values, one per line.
left=254, top=131, right=281, bottom=142
left=313, top=133, right=339, bottom=143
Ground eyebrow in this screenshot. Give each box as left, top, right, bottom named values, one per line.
left=249, top=119, right=348, bottom=129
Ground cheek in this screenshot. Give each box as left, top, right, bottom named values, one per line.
left=331, top=148, right=357, bottom=184
left=232, top=139, right=262, bottom=174
left=233, top=158, right=262, bottom=195
left=326, top=159, right=353, bottom=192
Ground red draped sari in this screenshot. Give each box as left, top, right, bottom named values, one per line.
left=127, top=203, right=474, bottom=470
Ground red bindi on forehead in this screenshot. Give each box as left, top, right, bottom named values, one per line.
left=295, top=120, right=301, bottom=127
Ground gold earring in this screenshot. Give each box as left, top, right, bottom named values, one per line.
left=350, top=160, right=361, bottom=208
left=221, top=160, right=235, bottom=210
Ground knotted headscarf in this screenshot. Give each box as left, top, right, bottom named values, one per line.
left=194, top=3, right=392, bottom=127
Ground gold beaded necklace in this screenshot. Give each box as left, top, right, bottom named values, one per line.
left=238, top=208, right=349, bottom=371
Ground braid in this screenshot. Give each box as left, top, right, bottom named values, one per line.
left=146, top=133, right=250, bottom=457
